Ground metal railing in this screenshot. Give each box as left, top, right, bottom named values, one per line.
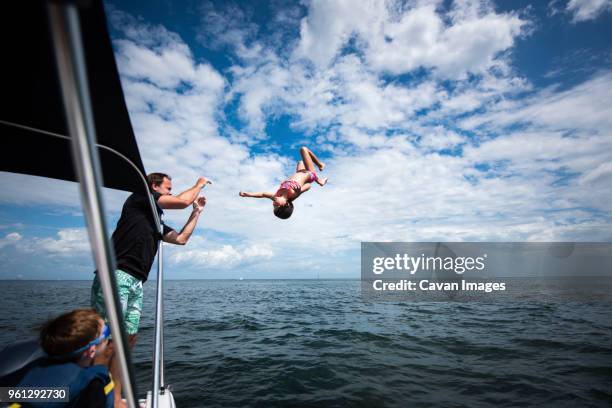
left=48, top=2, right=168, bottom=407
left=152, top=243, right=165, bottom=408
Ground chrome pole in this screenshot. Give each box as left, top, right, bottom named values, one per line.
left=48, top=4, right=138, bottom=408
left=152, top=242, right=164, bottom=408
left=160, top=261, right=165, bottom=389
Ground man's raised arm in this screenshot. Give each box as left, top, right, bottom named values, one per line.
left=158, top=177, right=210, bottom=209
left=163, top=197, right=206, bottom=245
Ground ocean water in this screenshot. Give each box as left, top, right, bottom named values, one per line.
left=1, top=279, right=611, bottom=407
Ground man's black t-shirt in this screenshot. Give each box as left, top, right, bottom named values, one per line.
left=111, top=192, right=175, bottom=282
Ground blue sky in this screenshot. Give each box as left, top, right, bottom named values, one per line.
left=1, top=0, right=612, bottom=280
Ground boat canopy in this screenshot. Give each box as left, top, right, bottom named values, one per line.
left=1, top=0, right=146, bottom=193
left=0, top=2, right=173, bottom=407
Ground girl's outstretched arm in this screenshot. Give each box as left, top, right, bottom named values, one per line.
left=239, top=191, right=275, bottom=199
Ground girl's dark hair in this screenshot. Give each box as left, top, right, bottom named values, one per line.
left=40, top=308, right=101, bottom=357
left=274, top=202, right=294, bottom=219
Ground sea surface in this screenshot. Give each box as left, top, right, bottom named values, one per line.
left=1, top=279, right=611, bottom=407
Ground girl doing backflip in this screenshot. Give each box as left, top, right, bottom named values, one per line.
left=239, top=146, right=328, bottom=219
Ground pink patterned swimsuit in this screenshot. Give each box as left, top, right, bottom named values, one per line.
left=304, top=170, right=318, bottom=183
left=277, top=180, right=301, bottom=195
left=275, top=170, right=318, bottom=197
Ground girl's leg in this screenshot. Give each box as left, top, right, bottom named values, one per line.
left=297, top=159, right=327, bottom=185
left=299, top=146, right=325, bottom=172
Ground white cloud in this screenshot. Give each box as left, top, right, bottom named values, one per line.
left=417, top=126, right=466, bottom=151
left=295, top=0, right=527, bottom=78
left=228, top=58, right=291, bottom=134
left=0, top=232, right=22, bottom=249
left=222, top=1, right=531, bottom=141
left=218, top=0, right=531, bottom=136
left=38, top=228, right=91, bottom=256
left=460, top=71, right=612, bottom=132
left=169, top=238, right=274, bottom=269
left=295, top=0, right=376, bottom=68
left=566, top=0, right=612, bottom=22
left=1, top=227, right=92, bottom=258
left=578, top=161, right=612, bottom=186
left=197, top=2, right=258, bottom=50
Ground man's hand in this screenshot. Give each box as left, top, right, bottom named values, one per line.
left=193, top=196, right=206, bottom=213
left=197, top=176, right=212, bottom=188
left=165, top=196, right=206, bottom=245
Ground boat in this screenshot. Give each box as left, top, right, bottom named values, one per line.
left=1, top=1, right=174, bottom=407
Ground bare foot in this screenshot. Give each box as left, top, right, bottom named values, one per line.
left=318, top=162, right=325, bottom=171
left=317, top=177, right=328, bottom=186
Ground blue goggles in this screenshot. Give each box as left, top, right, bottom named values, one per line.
left=70, top=324, right=110, bottom=356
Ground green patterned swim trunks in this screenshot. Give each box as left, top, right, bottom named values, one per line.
left=91, top=270, right=143, bottom=335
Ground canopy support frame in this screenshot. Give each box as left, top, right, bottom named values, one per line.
left=48, top=3, right=138, bottom=408
left=153, top=243, right=165, bottom=408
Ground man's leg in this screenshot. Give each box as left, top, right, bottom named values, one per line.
left=116, top=272, right=143, bottom=406
left=91, top=270, right=142, bottom=408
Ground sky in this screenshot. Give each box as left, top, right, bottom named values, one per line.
left=1, top=0, right=612, bottom=280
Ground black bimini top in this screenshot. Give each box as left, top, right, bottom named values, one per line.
left=1, top=0, right=146, bottom=194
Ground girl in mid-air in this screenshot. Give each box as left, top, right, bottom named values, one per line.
left=239, top=146, right=328, bottom=219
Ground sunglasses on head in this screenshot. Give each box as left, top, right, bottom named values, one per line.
left=70, top=324, right=110, bottom=356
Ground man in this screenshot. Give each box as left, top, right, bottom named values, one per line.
left=91, top=173, right=208, bottom=407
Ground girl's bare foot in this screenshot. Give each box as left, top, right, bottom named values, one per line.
left=317, top=177, right=328, bottom=186
left=318, top=162, right=325, bottom=171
